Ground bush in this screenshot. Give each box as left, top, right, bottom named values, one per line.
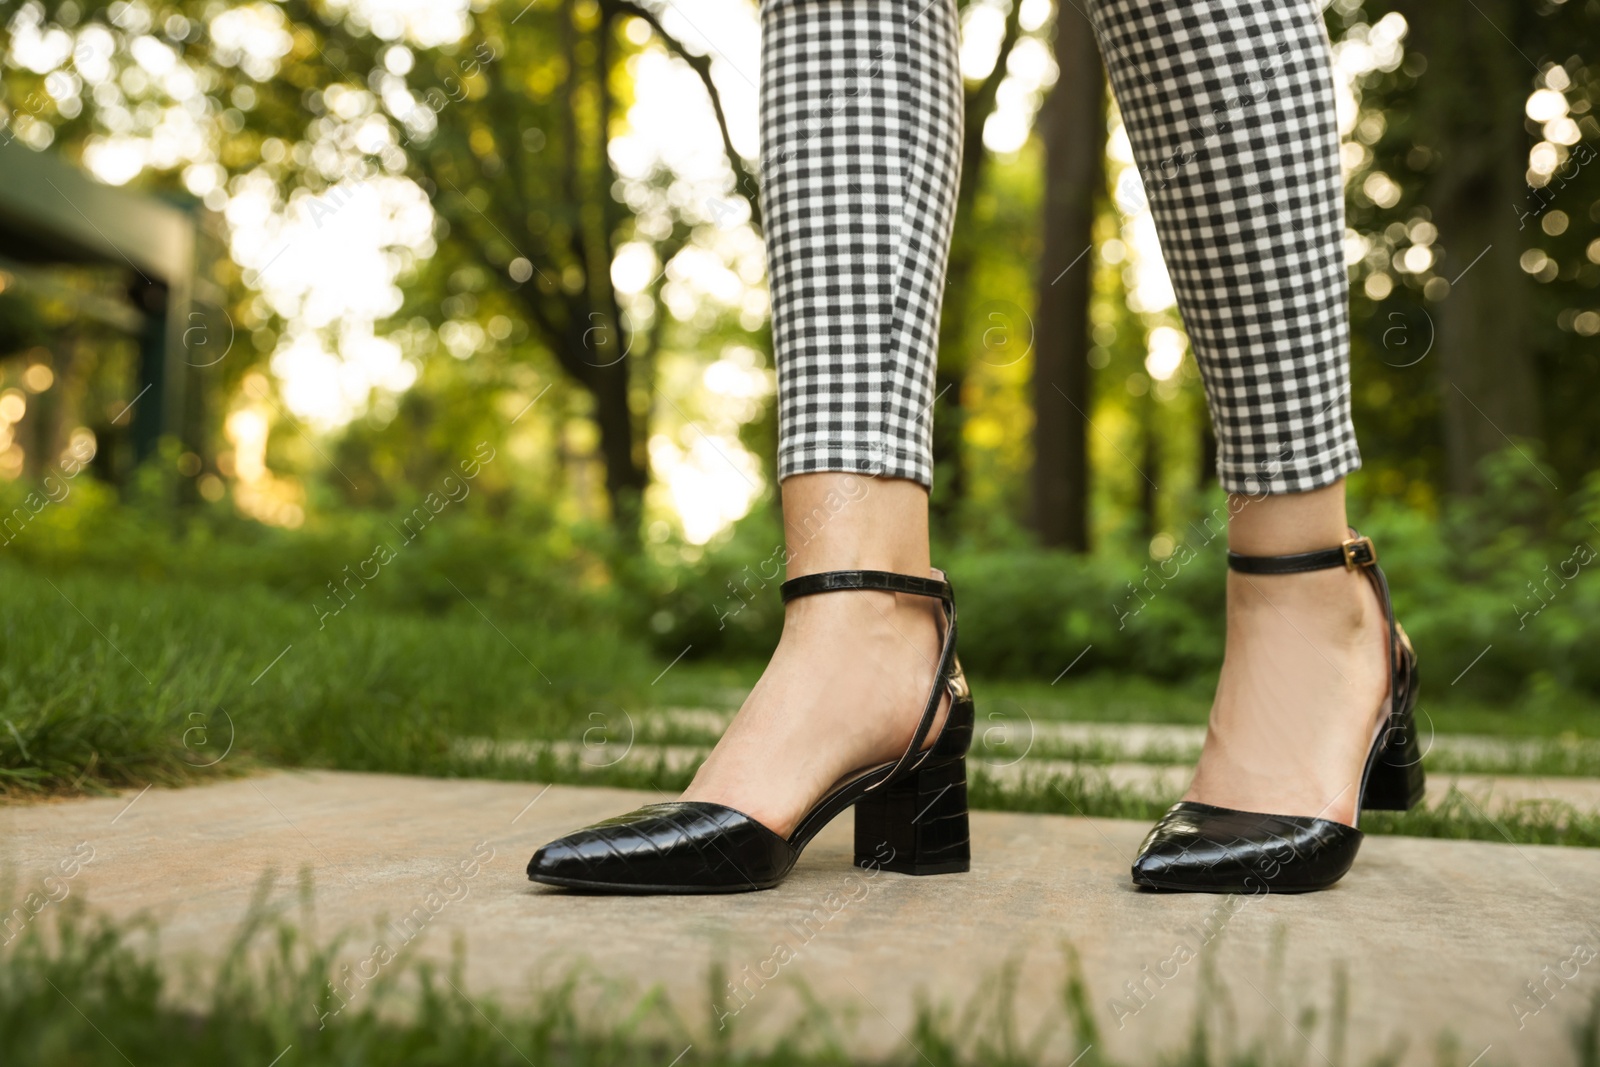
left=643, top=457, right=1600, bottom=707
left=8, top=444, right=1598, bottom=710
left=0, top=466, right=628, bottom=634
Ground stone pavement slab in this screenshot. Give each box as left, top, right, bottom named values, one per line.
left=653, top=707, right=1600, bottom=769
left=4, top=770, right=1599, bottom=1066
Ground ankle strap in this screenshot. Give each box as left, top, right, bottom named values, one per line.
left=780, top=569, right=953, bottom=604
left=1228, top=534, right=1378, bottom=574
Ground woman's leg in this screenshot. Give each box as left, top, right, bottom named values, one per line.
left=1203, top=481, right=1389, bottom=826
left=679, top=0, right=963, bottom=836
left=1088, top=0, right=1387, bottom=824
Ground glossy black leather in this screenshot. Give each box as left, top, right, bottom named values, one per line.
left=853, top=747, right=971, bottom=875
left=1131, top=802, right=1363, bottom=893
left=529, top=569, right=974, bottom=894
left=1132, top=531, right=1421, bottom=894
left=781, top=569, right=952, bottom=603
left=1226, top=535, right=1376, bottom=574
left=526, top=802, right=798, bottom=892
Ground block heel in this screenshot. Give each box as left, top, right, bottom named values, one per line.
left=1361, top=621, right=1424, bottom=812
left=854, top=756, right=971, bottom=876
left=1360, top=748, right=1426, bottom=811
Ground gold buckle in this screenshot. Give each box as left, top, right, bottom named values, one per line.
left=1342, top=536, right=1377, bottom=569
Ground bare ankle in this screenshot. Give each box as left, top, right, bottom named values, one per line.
left=1226, top=480, right=1350, bottom=556
left=780, top=473, right=932, bottom=580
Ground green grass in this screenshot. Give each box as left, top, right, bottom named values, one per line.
left=7, top=890, right=1598, bottom=1067
left=8, top=561, right=1600, bottom=847
left=0, top=562, right=648, bottom=796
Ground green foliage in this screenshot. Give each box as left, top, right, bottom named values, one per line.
left=3, top=0, right=768, bottom=527
left=2, top=440, right=1597, bottom=799
left=0, top=892, right=710, bottom=1067
left=6, top=476, right=1600, bottom=845
left=628, top=505, right=791, bottom=664
left=0, top=459, right=629, bottom=633
left=1338, top=0, right=1600, bottom=493
left=0, top=290, right=48, bottom=354
left=641, top=453, right=1600, bottom=714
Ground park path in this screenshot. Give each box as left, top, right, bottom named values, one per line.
left=4, top=769, right=1599, bottom=1066
left=471, top=733, right=1600, bottom=818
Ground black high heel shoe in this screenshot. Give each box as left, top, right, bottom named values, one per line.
left=1131, top=533, right=1423, bottom=894
left=527, top=570, right=975, bottom=893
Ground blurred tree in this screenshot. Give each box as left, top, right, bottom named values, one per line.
left=3, top=0, right=760, bottom=536
left=1391, top=0, right=1542, bottom=495
left=932, top=0, right=1023, bottom=524
left=946, top=147, right=1044, bottom=529
left=0, top=290, right=47, bottom=355
left=1029, top=3, right=1101, bottom=551
left=8, top=0, right=1597, bottom=547
left=1343, top=0, right=1599, bottom=497
left=287, top=0, right=758, bottom=533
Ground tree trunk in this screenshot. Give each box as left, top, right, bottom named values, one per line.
left=1399, top=0, right=1540, bottom=494
left=588, top=23, right=647, bottom=534
left=1138, top=392, right=1158, bottom=542
left=1029, top=12, right=1103, bottom=550
left=549, top=1, right=646, bottom=536
left=589, top=354, right=646, bottom=532
left=931, top=0, right=1025, bottom=526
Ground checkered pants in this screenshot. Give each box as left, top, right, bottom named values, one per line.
left=760, top=0, right=1359, bottom=495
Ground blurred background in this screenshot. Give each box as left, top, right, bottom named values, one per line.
left=1, top=0, right=1598, bottom=807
